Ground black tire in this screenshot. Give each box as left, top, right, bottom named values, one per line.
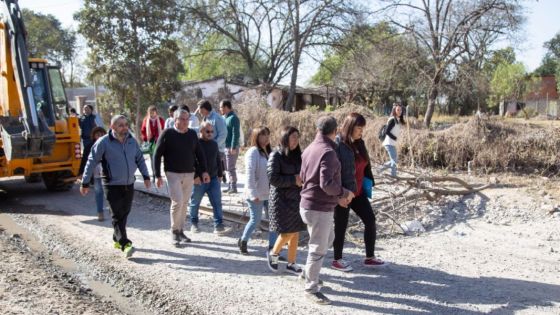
left=42, top=171, right=74, bottom=192
left=24, top=174, right=42, bottom=183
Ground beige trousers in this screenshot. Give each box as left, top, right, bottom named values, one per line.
left=166, top=171, right=195, bottom=232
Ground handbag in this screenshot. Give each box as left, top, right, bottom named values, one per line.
left=362, top=177, right=373, bottom=199
left=140, top=140, right=154, bottom=154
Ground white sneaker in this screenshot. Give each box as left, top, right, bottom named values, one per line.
left=286, top=263, right=303, bottom=275
left=267, top=252, right=279, bottom=273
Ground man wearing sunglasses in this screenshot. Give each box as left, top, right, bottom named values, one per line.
left=188, top=121, right=228, bottom=235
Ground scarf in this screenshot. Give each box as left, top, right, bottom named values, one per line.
left=146, top=116, right=163, bottom=141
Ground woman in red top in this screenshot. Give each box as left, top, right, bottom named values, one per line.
left=332, top=113, right=385, bottom=272
left=141, top=105, right=165, bottom=144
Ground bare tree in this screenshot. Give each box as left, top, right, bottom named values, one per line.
left=382, top=0, right=523, bottom=127
left=313, top=23, right=425, bottom=110
left=281, top=0, right=361, bottom=111
left=183, top=0, right=293, bottom=86
left=184, top=0, right=361, bottom=111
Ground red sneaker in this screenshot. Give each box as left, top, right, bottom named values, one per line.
left=331, top=259, right=353, bottom=272
left=363, top=257, right=385, bottom=267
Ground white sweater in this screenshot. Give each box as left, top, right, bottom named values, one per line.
left=382, top=117, right=401, bottom=147
left=244, top=147, right=270, bottom=201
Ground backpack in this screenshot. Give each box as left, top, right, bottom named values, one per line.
left=378, top=124, right=387, bottom=141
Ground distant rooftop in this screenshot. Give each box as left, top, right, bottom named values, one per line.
left=525, top=76, right=559, bottom=101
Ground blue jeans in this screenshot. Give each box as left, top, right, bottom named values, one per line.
left=383, top=145, right=398, bottom=177
left=93, top=178, right=104, bottom=213
left=188, top=176, right=223, bottom=226
left=241, top=199, right=277, bottom=246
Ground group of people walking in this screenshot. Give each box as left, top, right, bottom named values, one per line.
left=78, top=99, right=242, bottom=254
left=77, top=99, right=406, bottom=305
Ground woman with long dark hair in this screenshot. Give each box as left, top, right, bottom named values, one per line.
left=266, top=126, right=306, bottom=274
left=381, top=103, right=405, bottom=177
left=332, top=113, right=385, bottom=272
left=238, top=126, right=273, bottom=255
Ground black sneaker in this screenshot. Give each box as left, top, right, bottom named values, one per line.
left=213, top=224, right=227, bottom=235
left=222, top=188, right=231, bottom=193
left=286, top=263, right=303, bottom=275
left=171, top=232, right=181, bottom=245
left=268, top=247, right=287, bottom=262
left=267, top=251, right=279, bottom=273
left=178, top=231, right=191, bottom=244
left=228, top=188, right=238, bottom=194
left=238, top=239, right=248, bottom=255
left=305, top=291, right=331, bottom=305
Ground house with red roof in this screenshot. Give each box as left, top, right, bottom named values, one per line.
left=524, top=76, right=559, bottom=118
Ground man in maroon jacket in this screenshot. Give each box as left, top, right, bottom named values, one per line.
left=299, top=116, right=354, bottom=305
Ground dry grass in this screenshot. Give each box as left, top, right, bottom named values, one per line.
left=236, top=100, right=560, bottom=176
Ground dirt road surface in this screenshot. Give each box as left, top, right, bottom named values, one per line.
left=1, top=177, right=559, bottom=314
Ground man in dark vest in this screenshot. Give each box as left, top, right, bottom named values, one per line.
left=79, top=104, right=99, bottom=148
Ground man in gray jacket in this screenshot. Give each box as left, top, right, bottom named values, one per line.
left=80, top=115, right=151, bottom=258
left=299, top=116, right=354, bottom=305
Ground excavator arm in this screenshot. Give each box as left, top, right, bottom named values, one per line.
left=0, top=0, right=55, bottom=160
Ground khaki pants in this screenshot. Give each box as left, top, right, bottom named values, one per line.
left=166, top=172, right=195, bottom=232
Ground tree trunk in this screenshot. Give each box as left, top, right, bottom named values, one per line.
left=285, top=0, right=300, bottom=112
left=69, top=60, right=74, bottom=88
left=120, top=89, right=126, bottom=113
left=424, top=72, right=442, bottom=127
left=285, top=57, right=299, bottom=111
left=424, top=87, right=437, bottom=128
left=134, top=83, right=142, bottom=141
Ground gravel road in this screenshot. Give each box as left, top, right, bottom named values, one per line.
left=1, top=176, right=559, bottom=314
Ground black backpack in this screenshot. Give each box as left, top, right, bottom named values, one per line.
left=378, top=124, right=387, bottom=141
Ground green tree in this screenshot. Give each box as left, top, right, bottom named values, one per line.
left=487, top=62, right=527, bottom=109
left=181, top=34, right=250, bottom=81
left=310, top=52, right=343, bottom=85
left=443, top=47, right=519, bottom=115
left=483, top=48, right=517, bottom=76
left=75, top=0, right=184, bottom=139
left=534, top=55, right=558, bottom=76
left=311, top=23, right=424, bottom=112
left=22, top=9, right=78, bottom=85
left=535, top=32, right=560, bottom=91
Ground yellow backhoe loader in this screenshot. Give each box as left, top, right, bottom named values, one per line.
left=0, top=0, right=80, bottom=191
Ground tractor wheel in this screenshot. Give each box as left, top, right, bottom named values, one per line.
left=24, top=174, right=42, bottom=183
left=42, top=171, right=75, bottom=191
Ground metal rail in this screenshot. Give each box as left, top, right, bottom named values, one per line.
left=135, top=184, right=269, bottom=230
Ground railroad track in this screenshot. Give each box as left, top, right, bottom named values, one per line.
left=134, top=181, right=269, bottom=230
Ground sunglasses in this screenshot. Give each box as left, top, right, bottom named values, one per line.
left=205, top=130, right=214, bottom=134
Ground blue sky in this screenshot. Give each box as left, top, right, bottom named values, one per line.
left=20, top=0, right=560, bottom=83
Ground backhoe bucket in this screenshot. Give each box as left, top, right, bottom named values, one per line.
left=0, top=116, right=55, bottom=160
